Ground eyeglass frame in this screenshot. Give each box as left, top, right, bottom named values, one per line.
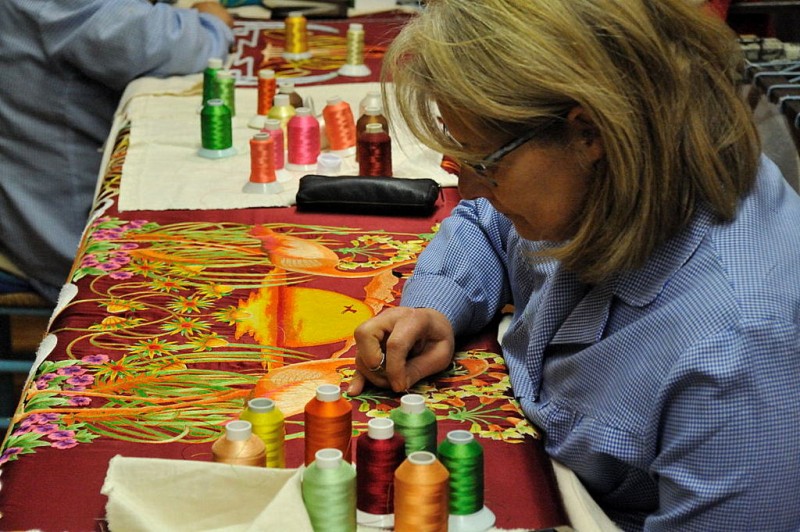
left=447, top=126, right=543, bottom=187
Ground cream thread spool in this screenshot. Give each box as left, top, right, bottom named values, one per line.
left=211, top=419, right=266, bottom=467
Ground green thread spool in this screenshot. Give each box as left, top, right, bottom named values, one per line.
left=199, top=99, right=236, bottom=159
left=302, top=448, right=357, bottom=532
left=202, top=57, right=223, bottom=106
left=438, top=430, right=496, bottom=532
left=240, top=398, right=285, bottom=468
left=214, top=69, right=236, bottom=117
left=390, top=394, right=437, bottom=455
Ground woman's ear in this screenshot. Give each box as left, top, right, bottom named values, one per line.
left=567, top=106, right=605, bottom=164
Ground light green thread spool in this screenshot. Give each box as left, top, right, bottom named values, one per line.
left=240, top=398, right=285, bottom=468
left=389, top=394, right=437, bottom=455
left=302, top=448, right=357, bottom=532
left=214, top=69, right=236, bottom=117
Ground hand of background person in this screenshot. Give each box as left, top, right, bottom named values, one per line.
left=192, top=2, right=234, bottom=28
left=348, top=307, right=455, bottom=395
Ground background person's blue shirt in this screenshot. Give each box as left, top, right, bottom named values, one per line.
left=401, top=155, right=800, bottom=530
left=0, top=0, right=233, bottom=302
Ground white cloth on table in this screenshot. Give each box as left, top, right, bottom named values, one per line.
left=116, top=80, right=457, bottom=212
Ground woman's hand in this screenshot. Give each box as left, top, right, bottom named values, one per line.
left=192, top=2, right=234, bottom=28
left=348, top=307, right=455, bottom=395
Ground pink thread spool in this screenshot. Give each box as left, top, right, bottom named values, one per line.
left=261, top=118, right=285, bottom=170
left=286, top=107, right=320, bottom=172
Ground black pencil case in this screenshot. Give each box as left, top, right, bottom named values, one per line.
left=295, top=175, right=441, bottom=216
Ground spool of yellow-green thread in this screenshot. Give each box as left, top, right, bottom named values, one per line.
left=240, top=397, right=285, bottom=468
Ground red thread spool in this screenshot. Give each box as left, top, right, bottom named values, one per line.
left=323, top=96, right=356, bottom=155
left=358, top=122, right=392, bottom=177
left=356, top=418, right=406, bottom=527
left=257, top=69, right=277, bottom=116
left=356, top=105, right=388, bottom=160
left=394, top=451, right=450, bottom=532
left=286, top=107, right=320, bottom=171
left=248, top=133, right=276, bottom=184
left=304, top=384, right=352, bottom=466
left=261, top=118, right=285, bottom=170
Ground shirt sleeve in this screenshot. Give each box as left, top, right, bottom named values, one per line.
left=400, top=198, right=514, bottom=335
left=646, top=319, right=800, bottom=530
left=37, top=0, right=233, bottom=91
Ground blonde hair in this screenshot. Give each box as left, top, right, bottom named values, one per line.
left=383, top=0, right=760, bottom=283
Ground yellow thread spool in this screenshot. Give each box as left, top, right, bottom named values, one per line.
left=283, top=11, right=312, bottom=61
left=240, top=397, right=286, bottom=468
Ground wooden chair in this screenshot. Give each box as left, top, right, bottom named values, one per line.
left=0, top=291, right=54, bottom=430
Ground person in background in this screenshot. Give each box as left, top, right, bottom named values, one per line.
left=0, top=0, right=233, bottom=302
left=348, top=0, right=800, bottom=529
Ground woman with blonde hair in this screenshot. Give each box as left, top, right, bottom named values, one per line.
left=349, top=0, right=800, bottom=529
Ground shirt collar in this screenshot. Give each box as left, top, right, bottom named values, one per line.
left=612, top=204, right=715, bottom=308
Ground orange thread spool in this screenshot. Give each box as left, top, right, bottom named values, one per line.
left=394, top=451, right=450, bottom=532
left=257, top=69, right=277, bottom=116
left=304, top=384, right=353, bottom=466
left=249, top=133, right=276, bottom=184
left=211, top=420, right=266, bottom=467
left=323, top=96, right=356, bottom=155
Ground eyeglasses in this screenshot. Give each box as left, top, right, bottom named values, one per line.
left=446, top=126, right=542, bottom=187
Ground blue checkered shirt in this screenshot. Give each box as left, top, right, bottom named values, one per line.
left=401, top=156, right=800, bottom=531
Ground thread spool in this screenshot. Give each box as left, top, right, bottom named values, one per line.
left=248, top=69, right=277, bottom=129
left=286, top=107, right=320, bottom=172
left=198, top=99, right=237, bottom=159
left=214, top=69, right=236, bottom=117
left=267, top=93, right=296, bottom=138
left=438, top=430, right=496, bottom=532
left=355, top=105, right=388, bottom=160
left=240, top=397, right=286, bottom=467
left=339, top=23, right=371, bottom=78
left=356, top=418, right=406, bottom=528
left=261, top=118, right=285, bottom=170
left=358, top=122, right=392, bottom=177
left=283, top=12, right=312, bottom=61
left=277, top=82, right=304, bottom=109
left=317, top=153, right=343, bottom=176
left=202, top=57, right=223, bottom=107
left=394, top=451, right=449, bottom=532
left=323, top=96, right=357, bottom=156
left=243, top=132, right=282, bottom=194
left=302, top=448, right=357, bottom=532
left=390, top=394, right=437, bottom=455
left=304, top=384, right=353, bottom=466
left=212, top=419, right=267, bottom=467
left=358, top=91, right=382, bottom=118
